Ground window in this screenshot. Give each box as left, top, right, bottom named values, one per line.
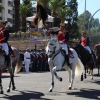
left=8, top=1, right=13, bottom=7
left=0, top=0, right=2, bottom=3
left=0, top=9, right=2, bottom=12
left=0, top=17, right=2, bottom=20
left=8, top=9, right=13, bottom=15
left=7, top=18, right=13, bottom=24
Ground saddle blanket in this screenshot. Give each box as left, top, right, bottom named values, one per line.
left=69, top=53, right=74, bottom=58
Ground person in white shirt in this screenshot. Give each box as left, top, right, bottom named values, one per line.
left=24, top=48, right=30, bottom=73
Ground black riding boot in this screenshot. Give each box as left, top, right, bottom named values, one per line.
left=6, top=55, right=11, bottom=67
left=65, top=55, right=71, bottom=66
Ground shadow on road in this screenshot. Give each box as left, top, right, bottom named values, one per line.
left=67, top=88, right=100, bottom=100
left=93, top=74, right=100, bottom=77
left=92, top=80, right=100, bottom=85
left=0, top=90, right=52, bottom=100
left=1, top=75, right=19, bottom=78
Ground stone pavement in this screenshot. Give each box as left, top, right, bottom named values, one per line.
left=0, top=68, right=100, bottom=100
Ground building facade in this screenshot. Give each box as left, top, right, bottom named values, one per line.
left=0, top=0, right=14, bottom=27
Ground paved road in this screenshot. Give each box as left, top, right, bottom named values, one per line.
left=0, top=68, right=100, bottom=100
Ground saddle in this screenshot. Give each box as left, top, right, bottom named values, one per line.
left=0, top=46, right=12, bottom=67
left=60, top=47, right=74, bottom=58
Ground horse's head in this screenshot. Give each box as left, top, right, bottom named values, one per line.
left=46, top=38, right=59, bottom=58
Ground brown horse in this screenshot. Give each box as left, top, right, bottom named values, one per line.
left=94, top=44, right=100, bottom=75
left=0, top=46, right=22, bottom=94
left=73, top=44, right=95, bottom=81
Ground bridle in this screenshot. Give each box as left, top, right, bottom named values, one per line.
left=48, top=43, right=56, bottom=54
left=47, top=43, right=61, bottom=59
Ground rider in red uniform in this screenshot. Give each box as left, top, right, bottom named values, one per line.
left=0, top=20, right=15, bottom=67
left=48, top=23, right=71, bottom=66
left=79, top=31, right=93, bottom=62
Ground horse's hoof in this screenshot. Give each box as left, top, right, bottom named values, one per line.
left=60, top=77, right=62, bottom=81
left=49, top=89, right=52, bottom=92
left=81, top=77, right=83, bottom=81
left=7, top=89, right=10, bottom=92
left=0, top=91, right=3, bottom=94
left=84, top=75, right=87, bottom=79
left=81, top=78, right=83, bottom=81
left=68, top=87, right=72, bottom=90
left=12, top=86, right=16, bottom=90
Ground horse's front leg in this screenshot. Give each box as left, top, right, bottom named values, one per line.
left=98, top=65, right=100, bottom=75
left=84, top=66, right=87, bottom=78
left=0, top=69, right=3, bottom=94
left=49, top=66, right=54, bottom=92
left=7, top=67, right=16, bottom=92
left=49, top=65, right=62, bottom=92
left=90, top=69, right=93, bottom=80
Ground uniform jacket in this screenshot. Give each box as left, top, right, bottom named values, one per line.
left=24, top=52, right=30, bottom=61
left=0, top=27, right=9, bottom=43
left=79, top=36, right=90, bottom=46
left=50, top=29, right=69, bottom=43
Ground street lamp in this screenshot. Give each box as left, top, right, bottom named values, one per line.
left=83, top=0, right=86, bottom=30
left=88, top=9, right=100, bottom=36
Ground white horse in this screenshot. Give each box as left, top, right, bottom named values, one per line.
left=46, top=38, right=84, bottom=92
left=0, top=46, right=22, bottom=94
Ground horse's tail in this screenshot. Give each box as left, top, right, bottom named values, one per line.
left=75, top=58, right=84, bottom=76
left=14, top=56, right=22, bottom=74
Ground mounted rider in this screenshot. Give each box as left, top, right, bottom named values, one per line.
left=48, top=23, right=71, bottom=66
left=0, top=20, right=15, bottom=67
left=79, top=31, right=93, bottom=62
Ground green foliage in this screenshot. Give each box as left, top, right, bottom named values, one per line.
left=6, top=26, right=14, bottom=33
left=78, top=10, right=100, bottom=44
left=21, top=0, right=33, bottom=17
left=19, top=4, right=33, bottom=17
left=66, top=0, right=78, bottom=39
left=0, top=4, right=4, bottom=9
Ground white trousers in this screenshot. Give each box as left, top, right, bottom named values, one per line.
left=0, top=43, right=9, bottom=55
left=84, top=46, right=92, bottom=54
left=24, top=60, right=30, bottom=73
left=60, top=43, right=68, bottom=55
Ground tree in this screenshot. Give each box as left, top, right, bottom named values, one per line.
left=49, top=0, right=65, bottom=17
left=22, top=0, right=33, bottom=17
left=77, top=10, right=92, bottom=34
left=57, top=7, right=68, bottom=23
left=14, top=0, right=20, bottom=32
left=19, top=4, right=33, bottom=32
left=66, top=0, right=79, bottom=39
left=77, top=10, right=100, bottom=43
left=0, top=4, right=4, bottom=9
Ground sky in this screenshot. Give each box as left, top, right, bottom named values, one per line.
left=20, top=0, right=100, bottom=20
left=77, top=0, right=100, bottom=19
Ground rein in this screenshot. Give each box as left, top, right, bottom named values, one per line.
left=52, top=49, right=61, bottom=60
left=51, top=48, right=66, bottom=68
